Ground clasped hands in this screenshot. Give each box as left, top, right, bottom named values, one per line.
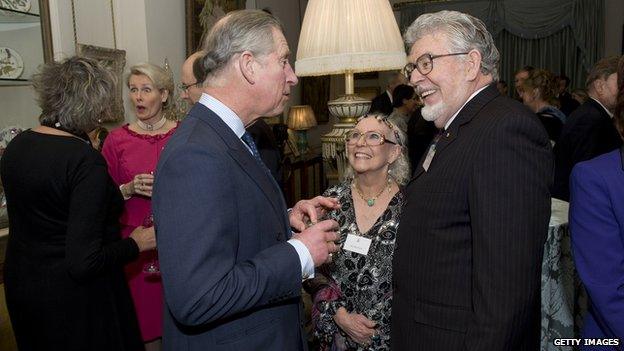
left=290, top=196, right=341, bottom=266
left=121, top=173, right=154, bottom=198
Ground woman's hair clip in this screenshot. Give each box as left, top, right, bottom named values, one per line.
left=356, top=114, right=404, bottom=147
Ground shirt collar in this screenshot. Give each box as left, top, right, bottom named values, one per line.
left=590, top=97, right=614, bottom=118
left=198, top=93, right=246, bottom=137
left=444, top=85, right=489, bottom=130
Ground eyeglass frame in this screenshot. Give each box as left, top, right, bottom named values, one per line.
left=345, top=129, right=399, bottom=147
left=402, top=52, right=469, bottom=78
left=177, top=81, right=201, bottom=92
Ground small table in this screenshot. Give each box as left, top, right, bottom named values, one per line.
left=540, top=198, right=588, bottom=350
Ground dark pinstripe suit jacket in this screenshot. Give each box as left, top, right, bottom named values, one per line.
left=392, top=84, right=553, bottom=350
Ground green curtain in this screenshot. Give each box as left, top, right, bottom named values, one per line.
left=399, top=0, right=604, bottom=92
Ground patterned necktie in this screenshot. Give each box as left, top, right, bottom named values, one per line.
left=241, top=132, right=272, bottom=175
left=422, top=129, right=444, bottom=172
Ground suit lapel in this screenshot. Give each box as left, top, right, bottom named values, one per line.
left=191, top=105, right=288, bottom=229
left=411, top=84, right=499, bottom=181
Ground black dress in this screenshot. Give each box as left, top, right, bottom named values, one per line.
left=1, top=130, right=143, bottom=351
left=309, top=182, right=403, bottom=351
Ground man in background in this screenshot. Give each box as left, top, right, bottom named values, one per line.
left=557, top=74, right=580, bottom=116
left=514, top=65, right=535, bottom=100
left=179, top=51, right=205, bottom=105
left=370, top=72, right=406, bottom=115
left=553, top=56, right=622, bottom=201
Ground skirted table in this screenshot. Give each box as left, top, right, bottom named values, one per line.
left=541, top=198, right=588, bottom=350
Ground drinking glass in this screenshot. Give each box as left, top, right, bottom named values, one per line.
left=142, top=213, right=160, bottom=274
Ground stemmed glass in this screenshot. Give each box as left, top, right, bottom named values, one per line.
left=142, top=213, right=160, bottom=274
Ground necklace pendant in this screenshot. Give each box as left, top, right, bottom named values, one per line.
left=367, top=199, right=375, bottom=207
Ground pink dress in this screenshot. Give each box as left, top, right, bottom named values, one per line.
left=102, top=123, right=177, bottom=342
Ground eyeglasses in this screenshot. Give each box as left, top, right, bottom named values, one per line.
left=177, top=81, right=201, bottom=92
left=345, top=130, right=398, bottom=146
left=402, top=52, right=469, bottom=78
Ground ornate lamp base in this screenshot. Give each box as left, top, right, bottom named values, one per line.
left=322, top=93, right=371, bottom=183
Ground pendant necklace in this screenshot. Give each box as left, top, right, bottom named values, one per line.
left=354, top=178, right=391, bottom=207
left=136, top=117, right=167, bottom=131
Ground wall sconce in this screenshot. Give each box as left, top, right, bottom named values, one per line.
left=287, top=105, right=317, bottom=154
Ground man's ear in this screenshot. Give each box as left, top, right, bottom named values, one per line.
left=465, top=49, right=482, bottom=81
left=238, top=50, right=256, bottom=84
left=593, top=78, right=605, bottom=95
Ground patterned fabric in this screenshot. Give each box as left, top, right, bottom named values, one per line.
left=311, top=181, right=403, bottom=351
left=540, top=199, right=588, bottom=350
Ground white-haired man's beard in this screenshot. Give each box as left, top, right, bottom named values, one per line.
left=421, top=101, right=446, bottom=122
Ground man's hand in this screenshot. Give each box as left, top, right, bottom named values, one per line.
left=333, top=307, right=377, bottom=346
left=292, top=219, right=339, bottom=266
left=290, top=196, right=340, bottom=232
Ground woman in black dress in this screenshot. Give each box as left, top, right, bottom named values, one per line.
left=1, top=56, right=156, bottom=351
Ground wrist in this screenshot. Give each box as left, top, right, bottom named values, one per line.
left=119, top=183, right=132, bottom=200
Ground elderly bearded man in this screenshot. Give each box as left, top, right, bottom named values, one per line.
left=392, top=11, right=553, bottom=351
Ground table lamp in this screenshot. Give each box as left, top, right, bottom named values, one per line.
left=295, top=0, right=406, bottom=181
left=287, top=105, right=317, bottom=154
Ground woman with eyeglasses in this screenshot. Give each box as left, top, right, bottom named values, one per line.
left=304, top=114, right=410, bottom=350
left=101, top=62, right=177, bottom=350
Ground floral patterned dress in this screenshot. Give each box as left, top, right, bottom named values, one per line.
left=310, top=181, right=403, bottom=351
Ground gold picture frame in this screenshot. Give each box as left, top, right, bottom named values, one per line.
left=185, top=0, right=246, bottom=56
left=76, top=44, right=126, bottom=122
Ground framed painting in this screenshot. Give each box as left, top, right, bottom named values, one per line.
left=76, top=44, right=126, bottom=122
left=185, top=0, right=246, bottom=56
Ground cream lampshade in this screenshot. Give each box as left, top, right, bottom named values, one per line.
left=295, top=0, right=406, bottom=181
left=288, top=105, right=317, bottom=154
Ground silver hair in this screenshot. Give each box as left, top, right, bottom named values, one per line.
left=343, top=113, right=411, bottom=186
left=35, top=56, right=115, bottom=135
left=127, top=62, right=174, bottom=110
left=197, top=9, right=283, bottom=82
left=404, top=10, right=500, bottom=80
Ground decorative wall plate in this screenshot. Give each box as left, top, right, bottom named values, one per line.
left=0, top=0, right=31, bottom=12
left=0, top=47, right=24, bottom=79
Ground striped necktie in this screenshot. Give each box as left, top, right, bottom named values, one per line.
left=241, top=132, right=272, bottom=175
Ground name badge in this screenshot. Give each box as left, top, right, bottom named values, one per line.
left=343, top=234, right=372, bottom=255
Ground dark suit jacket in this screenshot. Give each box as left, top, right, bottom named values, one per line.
left=570, top=148, right=624, bottom=348
left=559, top=91, right=580, bottom=117
left=370, top=90, right=393, bottom=115
left=153, top=104, right=306, bottom=351
left=552, top=98, right=622, bottom=201
left=392, top=84, right=553, bottom=350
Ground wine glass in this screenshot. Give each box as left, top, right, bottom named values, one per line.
left=142, top=213, right=160, bottom=274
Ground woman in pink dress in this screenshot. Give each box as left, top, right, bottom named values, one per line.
left=102, top=62, right=178, bottom=351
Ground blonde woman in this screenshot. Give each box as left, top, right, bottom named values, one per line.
left=102, top=62, right=177, bottom=349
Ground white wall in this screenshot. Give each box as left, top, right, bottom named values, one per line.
left=1, top=0, right=185, bottom=130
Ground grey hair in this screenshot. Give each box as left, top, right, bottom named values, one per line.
left=343, top=113, right=411, bottom=186
left=127, top=62, right=174, bottom=110
left=35, top=56, right=115, bottom=135
left=404, top=10, right=500, bottom=81
left=197, top=9, right=283, bottom=82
